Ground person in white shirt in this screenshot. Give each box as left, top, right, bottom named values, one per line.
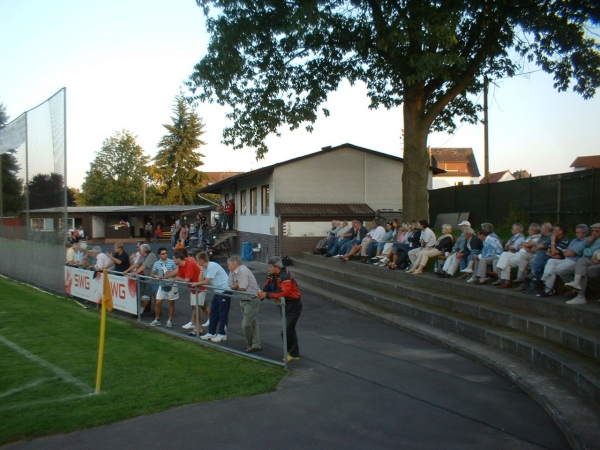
left=408, top=220, right=437, bottom=268
left=92, top=246, right=113, bottom=271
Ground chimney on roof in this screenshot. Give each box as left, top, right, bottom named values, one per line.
left=321, top=145, right=332, bottom=151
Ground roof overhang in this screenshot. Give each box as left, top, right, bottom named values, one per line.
left=275, top=203, right=376, bottom=218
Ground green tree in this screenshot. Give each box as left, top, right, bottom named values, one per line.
left=189, top=0, right=600, bottom=220
left=0, top=102, right=24, bottom=215
left=152, top=97, right=206, bottom=205
left=27, top=173, right=74, bottom=210
left=81, top=130, right=151, bottom=206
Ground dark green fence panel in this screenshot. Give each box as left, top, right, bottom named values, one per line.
left=429, top=169, right=600, bottom=232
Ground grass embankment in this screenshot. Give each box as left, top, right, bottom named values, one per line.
left=0, top=276, right=285, bottom=444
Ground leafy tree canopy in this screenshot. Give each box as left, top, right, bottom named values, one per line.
left=189, top=0, right=600, bottom=220
left=152, top=97, right=207, bottom=205
left=81, top=130, right=151, bottom=206
left=0, top=102, right=24, bottom=215
left=27, top=173, right=74, bottom=210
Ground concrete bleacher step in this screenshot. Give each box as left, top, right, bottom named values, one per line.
left=295, top=277, right=600, bottom=450
left=296, top=253, right=600, bottom=361
left=291, top=253, right=600, bottom=406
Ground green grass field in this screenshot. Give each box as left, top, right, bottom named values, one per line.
left=0, top=276, right=285, bottom=445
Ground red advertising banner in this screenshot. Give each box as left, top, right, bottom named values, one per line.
left=65, top=267, right=138, bottom=314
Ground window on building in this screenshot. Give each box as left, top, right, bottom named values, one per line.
left=240, top=190, right=247, bottom=214
left=444, top=163, right=459, bottom=172
left=250, top=188, right=257, bottom=214
left=261, top=185, right=270, bottom=214
left=31, top=218, right=54, bottom=231
left=59, top=218, right=75, bottom=230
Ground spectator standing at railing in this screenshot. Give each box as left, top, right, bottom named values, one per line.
left=92, top=246, right=113, bottom=271
left=106, top=242, right=131, bottom=273
left=74, top=242, right=87, bottom=266
left=257, top=257, right=302, bottom=362
left=227, top=255, right=261, bottom=353
left=124, top=244, right=157, bottom=315
left=149, top=247, right=179, bottom=328
left=65, top=241, right=76, bottom=264
left=182, top=256, right=210, bottom=335
left=195, top=252, right=232, bottom=343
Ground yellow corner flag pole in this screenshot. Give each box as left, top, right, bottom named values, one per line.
left=95, top=269, right=113, bottom=394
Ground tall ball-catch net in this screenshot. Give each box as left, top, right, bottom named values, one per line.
left=0, top=88, right=67, bottom=292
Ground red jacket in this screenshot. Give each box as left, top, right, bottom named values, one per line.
left=262, top=268, right=301, bottom=301
left=225, top=203, right=234, bottom=215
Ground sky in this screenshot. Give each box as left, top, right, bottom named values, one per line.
left=1, top=0, right=599, bottom=190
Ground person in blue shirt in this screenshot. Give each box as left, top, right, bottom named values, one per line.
left=194, top=252, right=231, bottom=343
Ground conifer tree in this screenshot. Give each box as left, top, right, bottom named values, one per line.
left=153, top=97, right=206, bottom=205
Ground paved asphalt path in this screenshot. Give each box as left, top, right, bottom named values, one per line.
left=6, top=243, right=570, bottom=449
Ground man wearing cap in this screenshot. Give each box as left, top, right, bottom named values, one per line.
left=257, top=257, right=302, bottom=361
left=436, top=220, right=470, bottom=277
left=564, top=222, right=600, bottom=304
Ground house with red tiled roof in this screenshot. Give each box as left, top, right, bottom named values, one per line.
left=570, top=156, right=600, bottom=171
left=202, top=171, right=244, bottom=185
left=199, top=143, right=442, bottom=257
left=480, top=170, right=516, bottom=184
left=428, top=147, right=481, bottom=189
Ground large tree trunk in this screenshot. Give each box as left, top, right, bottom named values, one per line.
left=402, top=86, right=431, bottom=222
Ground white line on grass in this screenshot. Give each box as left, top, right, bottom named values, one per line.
left=0, top=393, right=97, bottom=412
left=0, top=334, right=93, bottom=394
left=0, top=377, right=58, bottom=399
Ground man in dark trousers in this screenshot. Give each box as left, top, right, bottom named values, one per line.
left=257, top=257, right=302, bottom=362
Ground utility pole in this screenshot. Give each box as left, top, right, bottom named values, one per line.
left=483, top=76, right=490, bottom=182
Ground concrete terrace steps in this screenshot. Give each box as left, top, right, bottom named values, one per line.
left=295, top=279, right=600, bottom=450
left=301, top=253, right=600, bottom=329
left=291, top=253, right=600, bottom=407
left=296, top=253, right=600, bottom=360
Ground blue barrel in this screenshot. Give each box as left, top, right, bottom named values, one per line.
left=241, top=242, right=253, bottom=261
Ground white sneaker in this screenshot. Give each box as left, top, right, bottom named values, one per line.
left=212, top=334, right=227, bottom=343
left=466, top=277, right=478, bottom=283
left=182, top=321, right=194, bottom=330
left=200, top=333, right=216, bottom=341
left=564, top=281, right=582, bottom=290
left=149, top=319, right=161, bottom=326
left=461, top=268, right=474, bottom=274
left=566, top=297, right=587, bottom=305
left=166, top=320, right=173, bottom=328
left=202, top=319, right=210, bottom=327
